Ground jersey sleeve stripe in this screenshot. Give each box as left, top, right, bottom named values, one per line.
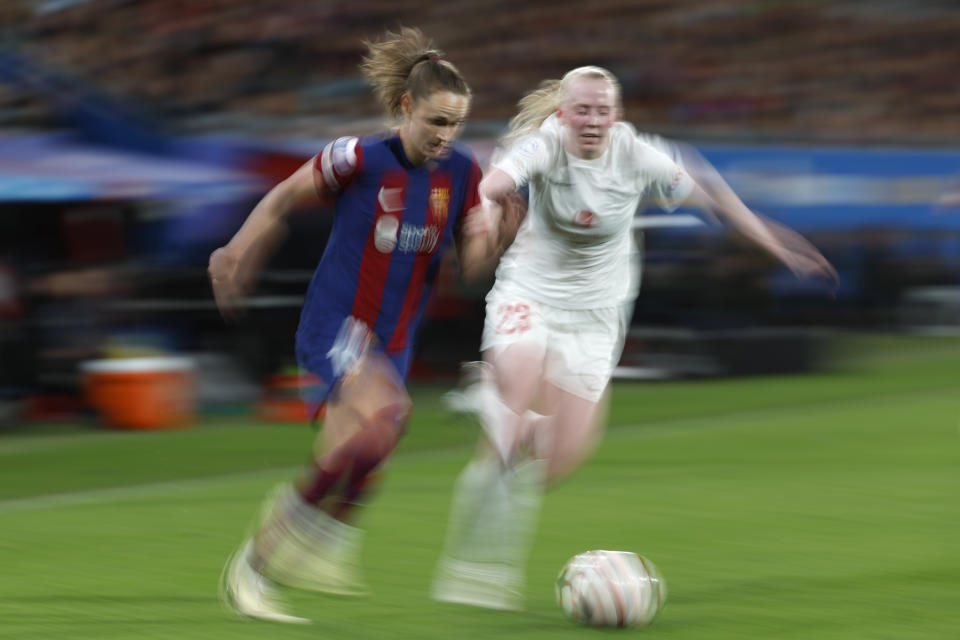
left=320, top=141, right=340, bottom=191
left=331, top=137, right=359, bottom=184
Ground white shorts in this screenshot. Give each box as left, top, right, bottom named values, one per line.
left=480, top=289, right=632, bottom=402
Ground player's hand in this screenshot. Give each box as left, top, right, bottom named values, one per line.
left=779, top=247, right=838, bottom=285
left=463, top=198, right=503, bottom=237
left=763, top=220, right=839, bottom=292
left=208, top=247, right=248, bottom=321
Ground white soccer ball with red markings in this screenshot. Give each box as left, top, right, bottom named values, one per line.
left=555, top=550, right=666, bottom=628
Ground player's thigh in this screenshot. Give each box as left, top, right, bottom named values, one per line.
left=481, top=294, right=549, bottom=412
left=342, top=350, right=410, bottom=417
left=321, top=351, right=411, bottom=454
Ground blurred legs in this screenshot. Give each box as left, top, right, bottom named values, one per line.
left=433, top=344, right=609, bottom=610
left=433, top=455, right=545, bottom=610
left=221, top=353, right=409, bottom=622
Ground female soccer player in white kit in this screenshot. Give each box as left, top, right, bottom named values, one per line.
left=432, top=66, right=836, bottom=610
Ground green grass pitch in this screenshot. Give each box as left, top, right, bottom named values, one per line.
left=1, top=333, right=958, bottom=639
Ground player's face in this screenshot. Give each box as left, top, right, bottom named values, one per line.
left=401, top=90, right=470, bottom=165
left=557, top=77, right=618, bottom=159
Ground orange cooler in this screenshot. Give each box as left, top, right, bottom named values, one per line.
left=81, top=357, right=195, bottom=430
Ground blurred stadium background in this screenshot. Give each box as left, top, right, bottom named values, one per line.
left=2, top=0, right=960, bottom=417
left=1, top=2, right=958, bottom=638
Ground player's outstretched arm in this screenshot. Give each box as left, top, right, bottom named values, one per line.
left=684, top=181, right=838, bottom=287
left=208, top=158, right=320, bottom=320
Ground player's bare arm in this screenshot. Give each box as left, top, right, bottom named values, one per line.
left=208, top=158, right=320, bottom=319
left=683, top=182, right=837, bottom=285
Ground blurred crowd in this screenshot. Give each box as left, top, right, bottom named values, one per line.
left=2, top=0, right=959, bottom=142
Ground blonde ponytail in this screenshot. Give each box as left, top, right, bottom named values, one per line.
left=503, top=79, right=563, bottom=146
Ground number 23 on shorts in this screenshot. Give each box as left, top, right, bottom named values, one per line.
left=496, top=303, right=532, bottom=335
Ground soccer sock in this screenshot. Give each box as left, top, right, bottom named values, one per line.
left=435, top=454, right=546, bottom=605
left=500, top=457, right=546, bottom=571
left=436, top=377, right=547, bottom=581
left=300, top=404, right=408, bottom=508
left=442, top=392, right=548, bottom=561
left=248, top=482, right=368, bottom=592
left=330, top=472, right=381, bottom=522
left=438, top=455, right=546, bottom=563
left=438, top=456, right=509, bottom=566
left=248, top=482, right=317, bottom=573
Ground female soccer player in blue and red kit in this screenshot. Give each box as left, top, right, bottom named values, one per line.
left=210, top=28, right=509, bottom=623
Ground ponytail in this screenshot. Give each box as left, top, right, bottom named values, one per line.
left=360, top=27, right=470, bottom=120
left=503, top=79, right=563, bottom=146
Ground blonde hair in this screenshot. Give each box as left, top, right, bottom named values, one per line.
left=360, top=27, right=470, bottom=120
left=503, top=66, right=621, bottom=145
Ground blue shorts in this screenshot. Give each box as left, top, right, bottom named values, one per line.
left=295, top=316, right=413, bottom=413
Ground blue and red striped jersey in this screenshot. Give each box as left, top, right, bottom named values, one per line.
left=296, top=133, right=481, bottom=362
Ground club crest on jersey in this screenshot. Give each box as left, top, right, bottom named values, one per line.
left=429, top=187, right=450, bottom=225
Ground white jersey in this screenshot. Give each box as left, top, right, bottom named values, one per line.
left=491, top=114, right=694, bottom=309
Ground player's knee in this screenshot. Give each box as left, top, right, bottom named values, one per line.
left=356, top=403, right=410, bottom=463
left=378, top=401, right=411, bottom=439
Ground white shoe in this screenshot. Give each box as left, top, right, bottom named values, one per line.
left=220, top=541, right=310, bottom=624
left=431, top=557, right=524, bottom=611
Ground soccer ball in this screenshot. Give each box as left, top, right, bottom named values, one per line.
left=555, top=550, right=666, bottom=628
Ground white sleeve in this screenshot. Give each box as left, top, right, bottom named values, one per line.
left=493, top=132, right=554, bottom=188
left=636, top=140, right=695, bottom=212
left=636, top=132, right=685, bottom=167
